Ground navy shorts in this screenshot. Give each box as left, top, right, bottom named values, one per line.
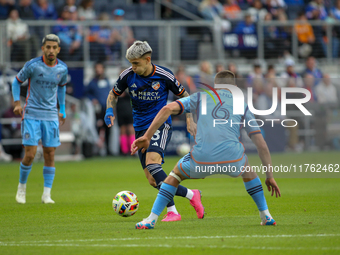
left=135, top=123, right=172, bottom=169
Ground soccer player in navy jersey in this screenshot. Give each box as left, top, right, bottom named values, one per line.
left=132, top=70, right=281, bottom=229
left=12, top=34, right=68, bottom=204
left=104, top=41, right=204, bottom=222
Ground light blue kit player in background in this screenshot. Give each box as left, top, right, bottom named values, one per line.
left=12, top=34, right=68, bottom=204
left=132, top=70, right=281, bottom=229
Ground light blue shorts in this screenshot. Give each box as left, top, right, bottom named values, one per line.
left=177, top=153, right=248, bottom=179
left=21, top=119, right=60, bottom=147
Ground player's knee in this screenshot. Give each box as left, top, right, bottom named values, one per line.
left=43, top=149, right=55, bottom=165
left=23, top=153, right=35, bottom=164
left=147, top=177, right=157, bottom=188
left=145, top=153, right=162, bottom=166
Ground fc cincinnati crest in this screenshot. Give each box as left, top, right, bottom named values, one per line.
left=151, top=81, right=160, bottom=90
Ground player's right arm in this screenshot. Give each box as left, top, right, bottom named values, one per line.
left=12, top=61, right=33, bottom=116
left=12, top=78, right=23, bottom=116
left=105, top=90, right=118, bottom=127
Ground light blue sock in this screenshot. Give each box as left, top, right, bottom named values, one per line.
left=244, top=177, right=268, bottom=211
left=151, top=183, right=177, bottom=216
left=19, top=163, right=32, bottom=184
left=43, top=166, right=55, bottom=188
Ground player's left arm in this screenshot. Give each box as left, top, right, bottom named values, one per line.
left=178, top=91, right=196, bottom=139
left=131, top=102, right=181, bottom=155
left=58, top=69, right=68, bottom=126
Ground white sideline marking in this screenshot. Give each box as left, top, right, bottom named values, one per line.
left=0, top=243, right=339, bottom=250
left=0, top=233, right=339, bottom=246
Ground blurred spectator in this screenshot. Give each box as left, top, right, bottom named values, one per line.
left=110, top=9, right=135, bottom=60
left=192, top=61, right=214, bottom=87
left=215, top=63, right=225, bottom=74
left=265, top=64, right=276, bottom=79
left=263, top=12, right=288, bottom=58
left=57, top=0, right=76, bottom=17
left=294, top=12, right=314, bottom=58
left=247, top=62, right=264, bottom=101
left=315, top=74, right=338, bottom=104
left=161, top=0, right=173, bottom=19
left=227, top=62, right=245, bottom=89
left=17, top=0, right=35, bottom=20
left=116, top=67, right=134, bottom=156
left=7, top=9, right=33, bottom=61
left=248, top=0, right=267, bottom=22
left=223, top=0, right=241, bottom=20
left=278, top=59, right=303, bottom=87
left=303, top=73, right=316, bottom=102
left=0, top=0, right=14, bottom=20
left=32, top=0, right=57, bottom=20
left=305, top=0, right=328, bottom=58
left=306, top=0, right=327, bottom=21
left=175, top=65, right=196, bottom=94
left=78, top=0, right=96, bottom=21
left=233, top=13, right=256, bottom=34
left=263, top=0, right=286, bottom=20
left=83, top=62, right=113, bottom=155
left=199, top=0, right=224, bottom=20
left=303, top=56, right=323, bottom=86
left=88, top=13, right=113, bottom=61
left=1, top=100, right=21, bottom=159
left=284, top=0, right=304, bottom=19
left=256, top=82, right=281, bottom=118
left=53, top=5, right=83, bottom=61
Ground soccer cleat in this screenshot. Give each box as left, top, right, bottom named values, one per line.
left=41, top=194, right=55, bottom=204
left=0, top=151, right=12, bottom=162
left=190, top=189, right=205, bottom=219
left=161, top=211, right=181, bottom=222
left=261, top=215, right=276, bottom=226
left=16, top=188, right=26, bottom=204
left=135, top=219, right=156, bottom=229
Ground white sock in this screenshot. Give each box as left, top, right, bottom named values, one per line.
left=146, top=212, right=159, bottom=222
left=260, top=209, right=272, bottom=222
left=186, top=189, right=194, bottom=200
left=43, top=187, right=51, bottom=196
left=167, top=205, right=179, bottom=214
left=18, top=183, right=26, bottom=189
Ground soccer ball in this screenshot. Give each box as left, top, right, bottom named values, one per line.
left=112, top=191, right=139, bottom=217
left=176, top=143, right=191, bottom=156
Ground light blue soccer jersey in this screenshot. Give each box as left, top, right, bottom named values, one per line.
left=177, top=89, right=261, bottom=164
left=16, top=56, right=68, bottom=121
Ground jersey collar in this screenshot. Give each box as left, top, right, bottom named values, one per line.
left=140, top=64, right=156, bottom=78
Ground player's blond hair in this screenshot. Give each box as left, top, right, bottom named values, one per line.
left=42, top=34, right=60, bottom=46
left=126, top=41, right=152, bottom=60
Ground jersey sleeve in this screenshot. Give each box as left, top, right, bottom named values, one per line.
left=243, top=105, right=262, bottom=137
left=167, top=76, right=186, bottom=97
left=59, top=68, right=68, bottom=86
left=16, top=61, right=33, bottom=83
left=176, top=92, right=199, bottom=115
left=112, top=73, right=128, bottom=96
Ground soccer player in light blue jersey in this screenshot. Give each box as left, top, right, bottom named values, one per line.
left=132, top=70, right=281, bottom=229
left=105, top=41, right=204, bottom=222
left=12, top=34, right=68, bottom=204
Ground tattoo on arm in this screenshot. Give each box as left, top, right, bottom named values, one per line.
left=106, top=90, right=118, bottom=109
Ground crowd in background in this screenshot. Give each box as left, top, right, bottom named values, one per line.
left=3, top=0, right=340, bottom=61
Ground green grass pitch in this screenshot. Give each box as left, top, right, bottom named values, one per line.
left=1, top=151, right=340, bottom=255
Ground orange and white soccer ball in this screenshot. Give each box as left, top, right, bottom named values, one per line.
left=112, top=191, right=139, bottom=217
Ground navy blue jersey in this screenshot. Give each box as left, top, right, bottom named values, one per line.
left=112, top=64, right=185, bottom=131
